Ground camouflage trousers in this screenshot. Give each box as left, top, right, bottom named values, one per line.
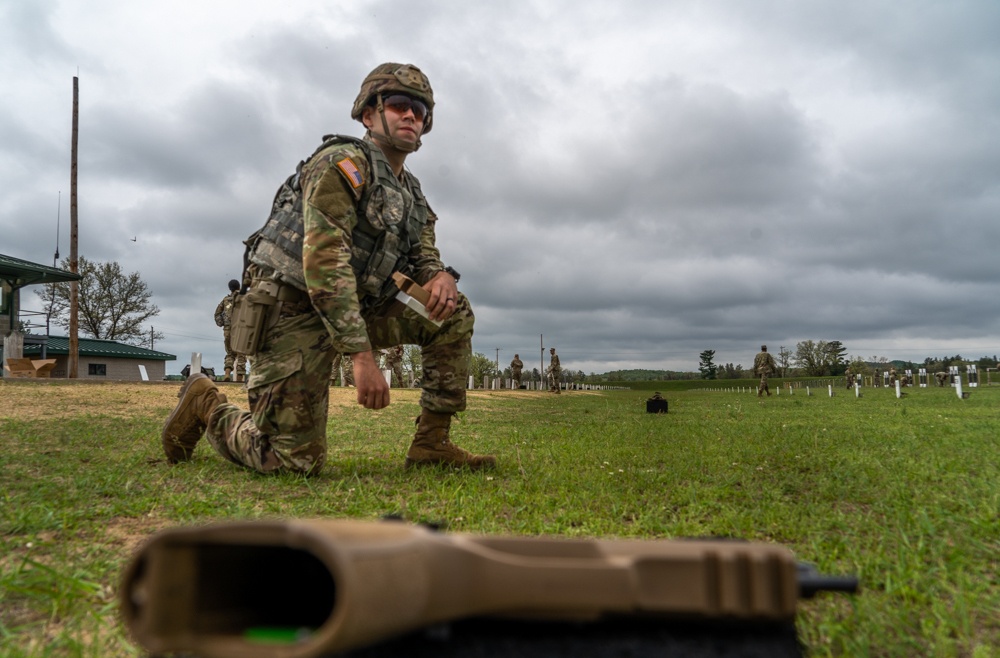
left=512, top=369, right=522, bottom=388
left=330, top=351, right=358, bottom=386
left=386, top=360, right=405, bottom=388
left=205, top=292, right=475, bottom=475
left=758, top=373, right=770, bottom=394
left=222, top=326, right=247, bottom=373
left=547, top=368, right=561, bottom=392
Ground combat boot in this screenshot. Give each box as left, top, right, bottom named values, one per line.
left=405, top=410, right=496, bottom=470
left=161, top=373, right=228, bottom=463
left=224, top=367, right=232, bottom=382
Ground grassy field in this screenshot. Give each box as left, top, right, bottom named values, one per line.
left=1, top=379, right=998, bottom=657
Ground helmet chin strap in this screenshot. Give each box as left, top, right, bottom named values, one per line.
left=370, top=94, right=422, bottom=153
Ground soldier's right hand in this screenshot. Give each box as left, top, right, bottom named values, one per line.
left=352, top=350, right=390, bottom=410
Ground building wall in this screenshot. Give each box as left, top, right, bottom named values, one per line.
left=46, top=356, right=169, bottom=381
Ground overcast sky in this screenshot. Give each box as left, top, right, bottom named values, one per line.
left=3, top=0, right=1000, bottom=376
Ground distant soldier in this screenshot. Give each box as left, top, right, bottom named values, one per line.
left=753, top=344, right=777, bottom=397
left=384, top=345, right=405, bottom=387
left=510, top=354, right=524, bottom=389
left=330, top=352, right=355, bottom=387
left=546, top=347, right=562, bottom=394
left=934, top=371, right=949, bottom=387
left=845, top=367, right=854, bottom=389
left=214, top=279, right=247, bottom=382
left=889, top=367, right=897, bottom=386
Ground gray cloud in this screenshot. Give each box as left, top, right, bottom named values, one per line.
left=3, top=0, right=1000, bottom=375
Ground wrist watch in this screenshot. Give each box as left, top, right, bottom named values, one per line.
left=444, top=266, right=461, bottom=283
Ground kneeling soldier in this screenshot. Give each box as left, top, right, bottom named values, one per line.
left=162, top=63, right=495, bottom=474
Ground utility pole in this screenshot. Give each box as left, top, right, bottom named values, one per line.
left=150, top=326, right=155, bottom=350
left=68, top=76, right=79, bottom=378
left=540, top=334, right=544, bottom=389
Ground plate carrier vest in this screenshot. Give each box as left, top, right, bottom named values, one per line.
left=245, top=135, right=430, bottom=307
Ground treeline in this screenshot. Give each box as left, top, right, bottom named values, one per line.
left=590, top=369, right=699, bottom=382
left=700, top=340, right=1000, bottom=381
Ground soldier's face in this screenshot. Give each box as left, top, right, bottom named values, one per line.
left=363, top=97, right=424, bottom=150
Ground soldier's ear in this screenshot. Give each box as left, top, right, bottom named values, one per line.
left=362, top=106, right=376, bottom=130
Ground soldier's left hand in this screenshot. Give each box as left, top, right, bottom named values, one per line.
left=425, top=270, right=459, bottom=322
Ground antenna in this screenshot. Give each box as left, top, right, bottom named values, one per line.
left=54, top=191, right=61, bottom=266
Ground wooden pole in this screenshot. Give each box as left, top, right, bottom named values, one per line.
left=68, top=76, right=79, bottom=378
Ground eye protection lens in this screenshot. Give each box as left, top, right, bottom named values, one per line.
left=381, top=94, right=428, bottom=121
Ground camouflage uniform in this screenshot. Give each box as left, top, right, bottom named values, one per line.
left=214, top=284, right=247, bottom=380
left=384, top=345, right=405, bottom=387
left=510, top=355, right=523, bottom=389
left=163, top=63, right=493, bottom=474
left=546, top=349, right=562, bottom=393
left=330, top=352, right=356, bottom=386
left=753, top=345, right=776, bottom=397
left=202, top=129, right=474, bottom=474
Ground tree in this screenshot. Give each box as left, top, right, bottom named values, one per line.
left=698, top=349, right=718, bottom=380
left=847, top=356, right=871, bottom=381
left=794, top=340, right=839, bottom=376
left=403, top=345, right=422, bottom=384
left=721, top=363, right=745, bottom=379
left=470, top=352, right=499, bottom=387
left=825, top=341, right=849, bottom=375
left=782, top=340, right=847, bottom=377
left=778, top=346, right=793, bottom=378
left=39, top=257, right=163, bottom=347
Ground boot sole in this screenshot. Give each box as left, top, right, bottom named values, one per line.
left=404, top=456, right=497, bottom=471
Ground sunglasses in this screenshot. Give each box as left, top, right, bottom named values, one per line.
left=381, top=94, right=429, bottom=121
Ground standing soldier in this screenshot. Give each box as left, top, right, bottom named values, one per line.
left=546, top=347, right=562, bottom=394
left=845, top=367, right=854, bottom=389
left=214, top=279, right=247, bottom=382
left=161, top=63, right=495, bottom=473
left=753, top=344, right=777, bottom=397
left=330, top=352, right=356, bottom=387
left=385, top=345, right=405, bottom=387
left=510, top=353, right=524, bottom=389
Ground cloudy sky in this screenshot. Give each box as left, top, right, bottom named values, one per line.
left=3, top=0, right=999, bottom=376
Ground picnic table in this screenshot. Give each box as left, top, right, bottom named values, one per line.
left=3, top=358, right=58, bottom=378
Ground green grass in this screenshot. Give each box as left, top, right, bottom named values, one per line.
left=1, top=381, right=998, bottom=657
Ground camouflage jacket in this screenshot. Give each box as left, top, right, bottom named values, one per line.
left=214, top=292, right=238, bottom=327
left=753, top=352, right=776, bottom=376
left=248, top=135, right=445, bottom=354
left=510, top=358, right=523, bottom=372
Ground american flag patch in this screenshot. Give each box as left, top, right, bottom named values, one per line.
left=336, top=157, right=364, bottom=188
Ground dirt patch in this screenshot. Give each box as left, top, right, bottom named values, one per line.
left=102, top=515, right=175, bottom=556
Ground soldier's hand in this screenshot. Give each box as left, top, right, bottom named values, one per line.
left=352, top=350, right=390, bottom=410
left=425, top=270, right=459, bottom=322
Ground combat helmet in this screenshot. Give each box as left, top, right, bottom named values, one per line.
left=352, top=63, right=434, bottom=151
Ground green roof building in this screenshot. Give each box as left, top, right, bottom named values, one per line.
left=2, top=254, right=175, bottom=381
left=1, top=253, right=81, bottom=337
left=7, top=335, right=176, bottom=381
